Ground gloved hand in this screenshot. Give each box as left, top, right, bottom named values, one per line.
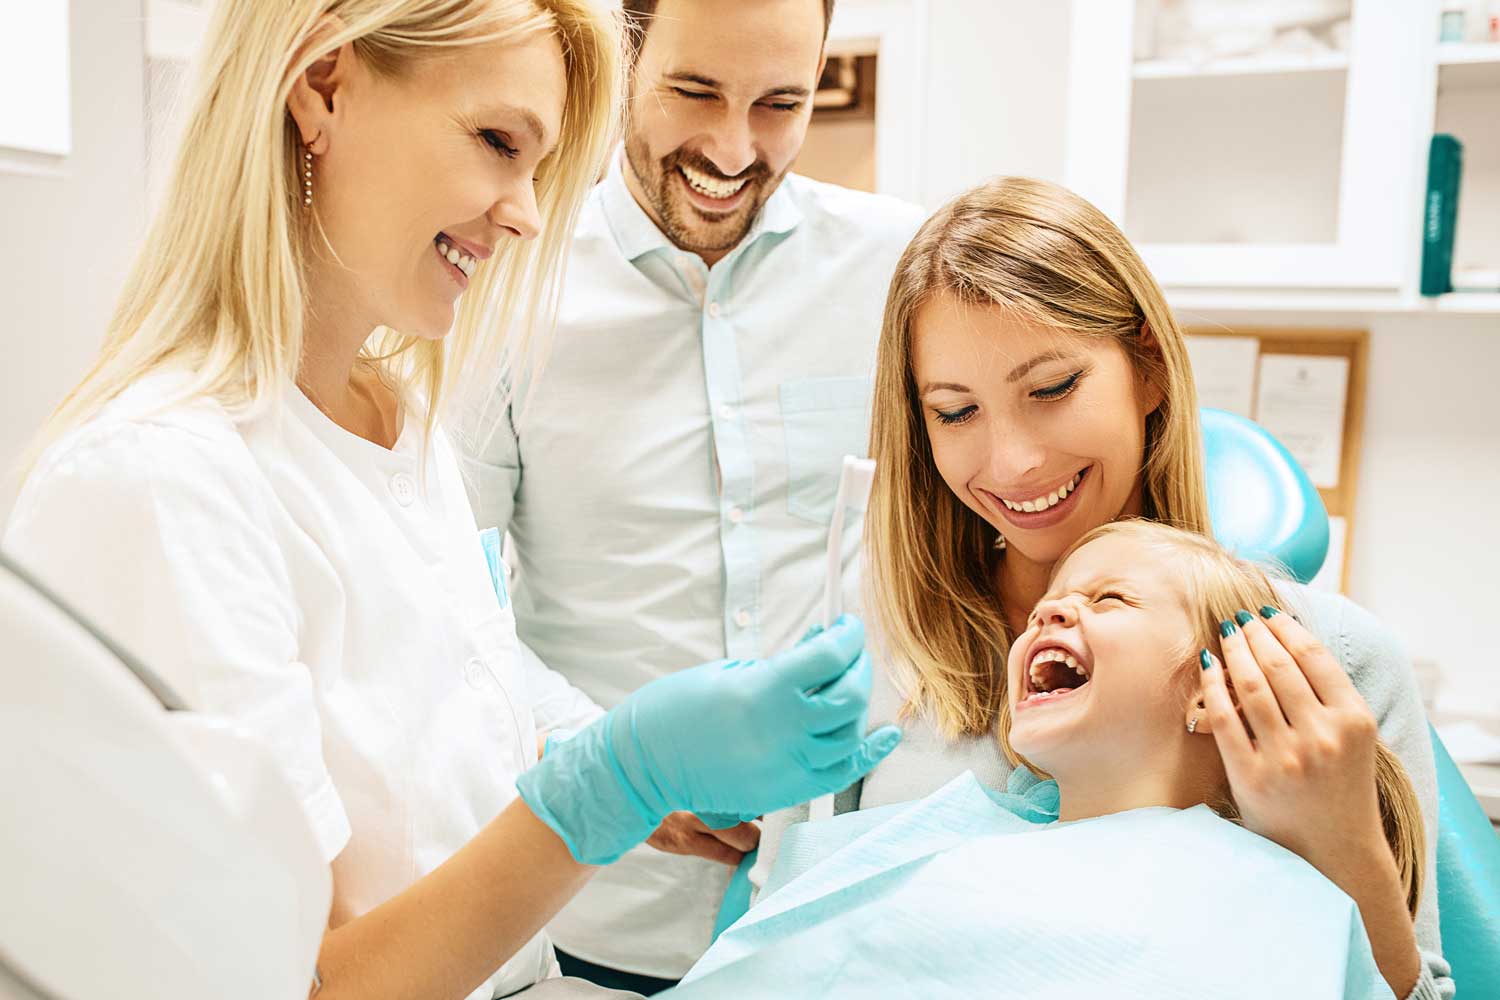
left=516, top=615, right=902, bottom=865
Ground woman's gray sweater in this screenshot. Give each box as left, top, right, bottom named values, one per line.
left=751, top=583, right=1454, bottom=1000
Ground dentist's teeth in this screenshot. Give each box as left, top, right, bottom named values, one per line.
left=438, top=242, right=449, bottom=256
left=446, top=247, right=461, bottom=265
left=1048, top=491, right=1059, bottom=506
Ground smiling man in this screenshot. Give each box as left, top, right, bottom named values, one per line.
left=460, top=0, right=924, bottom=990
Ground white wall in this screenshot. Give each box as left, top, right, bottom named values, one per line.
left=0, top=0, right=147, bottom=518
left=914, top=0, right=1071, bottom=208
left=1183, top=309, right=1500, bottom=717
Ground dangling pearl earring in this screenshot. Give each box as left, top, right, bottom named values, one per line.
left=302, top=147, right=314, bottom=208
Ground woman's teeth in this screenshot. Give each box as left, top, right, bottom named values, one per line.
left=680, top=164, right=748, bottom=200
left=1001, top=471, right=1084, bottom=513
left=436, top=240, right=478, bottom=277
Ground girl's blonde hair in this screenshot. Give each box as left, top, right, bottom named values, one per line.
left=866, top=176, right=1210, bottom=741
left=1009, top=519, right=1425, bottom=919
left=28, top=0, right=620, bottom=465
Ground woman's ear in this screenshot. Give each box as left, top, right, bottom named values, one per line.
left=1136, top=319, right=1166, bottom=417
left=285, top=16, right=351, bottom=155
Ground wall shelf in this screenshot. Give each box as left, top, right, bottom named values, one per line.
left=1165, top=289, right=1500, bottom=316
left=1436, top=42, right=1500, bottom=66
left=1133, top=52, right=1349, bottom=80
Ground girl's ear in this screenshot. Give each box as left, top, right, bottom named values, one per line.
left=1187, top=654, right=1243, bottom=735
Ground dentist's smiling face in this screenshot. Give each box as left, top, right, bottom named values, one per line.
left=622, top=0, right=826, bottom=265
left=1006, top=533, right=1197, bottom=774
left=911, top=293, right=1162, bottom=567
left=300, top=30, right=565, bottom=340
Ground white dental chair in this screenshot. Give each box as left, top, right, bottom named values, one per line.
left=0, top=550, right=330, bottom=1000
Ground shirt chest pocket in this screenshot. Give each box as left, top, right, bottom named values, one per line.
left=779, top=376, right=872, bottom=524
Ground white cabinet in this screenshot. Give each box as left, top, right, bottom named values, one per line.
left=1064, top=0, right=1435, bottom=290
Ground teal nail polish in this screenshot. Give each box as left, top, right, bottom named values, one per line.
left=1259, top=605, right=1280, bottom=619
left=1199, top=648, right=1214, bottom=671
left=1219, top=619, right=1237, bottom=638
left=1234, top=609, right=1254, bottom=627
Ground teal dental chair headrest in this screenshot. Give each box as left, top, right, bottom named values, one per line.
left=1201, top=407, right=1330, bottom=584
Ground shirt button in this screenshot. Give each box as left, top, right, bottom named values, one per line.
left=717, top=403, right=735, bottom=421
left=464, top=657, right=486, bottom=689
left=707, top=301, right=722, bottom=319
left=389, top=473, right=416, bottom=507
left=734, top=609, right=752, bottom=629
left=728, top=506, right=744, bottom=524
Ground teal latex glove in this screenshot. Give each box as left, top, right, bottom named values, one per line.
left=517, top=615, right=902, bottom=865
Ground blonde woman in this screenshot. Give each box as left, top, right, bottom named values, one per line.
left=856, top=178, right=1451, bottom=999
left=677, top=522, right=1426, bottom=998
left=1, top=3, right=897, bottom=999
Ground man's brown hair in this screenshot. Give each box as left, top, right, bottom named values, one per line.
left=619, top=0, right=836, bottom=66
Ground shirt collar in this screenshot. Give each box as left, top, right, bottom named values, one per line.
left=599, top=151, right=805, bottom=265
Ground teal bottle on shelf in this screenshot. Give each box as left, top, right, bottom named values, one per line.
left=1420, top=134, right=1463, bottom=297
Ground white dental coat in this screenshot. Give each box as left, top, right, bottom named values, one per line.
left=4, top=373, right=599, bottom=1000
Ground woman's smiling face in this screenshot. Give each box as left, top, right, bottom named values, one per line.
left=910, top=292, right=1162, bottom=567
left=298, top=29, right=566, bottom=340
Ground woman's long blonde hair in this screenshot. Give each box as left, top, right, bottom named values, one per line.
left=27, top=0, right=620, bottom=465
left=866, top=176, right=1211, bottom=740
left=1013, top=520, right=1425, bottom=919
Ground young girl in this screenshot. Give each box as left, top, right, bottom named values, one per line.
left=674, top=521, right=1424, bottom=999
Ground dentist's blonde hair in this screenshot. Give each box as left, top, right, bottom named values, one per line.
left=866, top=177, right=1210, bottom=741
left=27, top=0, right=620, bottom=466
left=1006, top=519, right=1425, bottom=920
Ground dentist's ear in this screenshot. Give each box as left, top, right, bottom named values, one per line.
left=285, top=16, right=351, bottom=155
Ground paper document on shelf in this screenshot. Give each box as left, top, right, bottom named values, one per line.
left=1435, top=722, right=1500, bottom=765
left=1185, top=335, right=1259, bottom=417
left=1254, top=354, right=1349, bottom=489
left=1307, top=515, right=1346, bottom=593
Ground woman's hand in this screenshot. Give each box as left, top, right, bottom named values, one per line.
left=1200, top=605, right=1420, bottom=998
left=1201, top=606, right=1384, bottom=865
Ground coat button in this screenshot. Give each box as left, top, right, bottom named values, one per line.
left=389, top=473, right=416, bottom=506
left=464, top=657, right=486, bottom=688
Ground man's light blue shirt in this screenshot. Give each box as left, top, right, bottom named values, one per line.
left=460, top=156, right=923, bottom=975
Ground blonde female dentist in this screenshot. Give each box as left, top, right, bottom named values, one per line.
left=1, top=3, right=900, bottom=999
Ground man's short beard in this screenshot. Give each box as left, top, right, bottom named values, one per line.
left=624, top=128, right=782, bottom=256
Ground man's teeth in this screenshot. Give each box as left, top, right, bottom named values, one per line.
left=436, top=241, right=478, bottom=277
left=1002, top=471, right=1084, bottom=513
left=680, top=164, right=748, bottom=200
left=1027, top=647, right=1088, bottom=691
